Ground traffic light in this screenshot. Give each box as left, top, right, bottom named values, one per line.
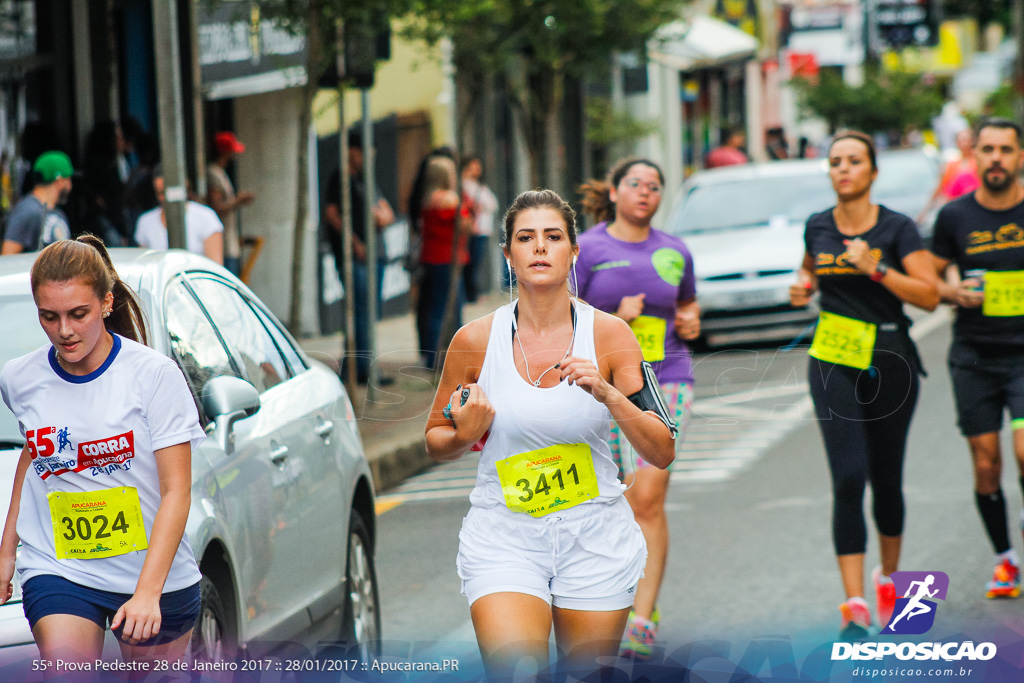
left=344, top=14, right=390, bottom=89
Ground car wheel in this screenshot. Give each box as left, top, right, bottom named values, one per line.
left=343, top=509, right=381, bottom=658
left=192, top=576, right=231, bottom=662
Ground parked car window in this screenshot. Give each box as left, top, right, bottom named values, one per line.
left=0, top=295, right=47, bottom=363
left=246, top=300, right=308, bottom=377
left=673, top=173, right=834, bottom=234
left=164, top=280, right=239, bottom=422
left=188, top=277, right=289, bottom=393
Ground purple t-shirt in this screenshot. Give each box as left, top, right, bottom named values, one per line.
left=575, top=222, right=697, bottom=384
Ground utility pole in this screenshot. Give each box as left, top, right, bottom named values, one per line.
left=362, top=92, right=380, bottom=399
left=339, top=85, right=358, bottom=399
left=152, top=0, right=187, bottom=249
left=1015, top=0, right=1024, bottom=125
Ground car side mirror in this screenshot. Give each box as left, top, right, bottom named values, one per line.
left=202, top=376, right=260, bottom=454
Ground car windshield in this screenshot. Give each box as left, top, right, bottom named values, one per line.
left=0, top=294, right=47, bottom=443
left=671, top=172, right=835, bottom=234
left=874, top=153, right=936, bottom=198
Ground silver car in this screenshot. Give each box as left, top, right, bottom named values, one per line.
left=666, top=150, right=939, bottom=346
left=0, top=249, right=380, bottom=661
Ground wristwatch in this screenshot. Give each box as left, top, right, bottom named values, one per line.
left=870, top=263, right=888, bottom=283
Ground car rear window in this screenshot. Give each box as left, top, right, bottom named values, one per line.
left=671, top=173, right=834, bottom=234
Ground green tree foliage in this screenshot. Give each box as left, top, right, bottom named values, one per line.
left=206, top=0, right=413, bottom=333
left=941, top=0, right=1010, bottom=27
left=407, top=0, right=687, bottom=190
left=792, top=67, right=945, bottom=137
left=584, top=96, right=659, bottom=147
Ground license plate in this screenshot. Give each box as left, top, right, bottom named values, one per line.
left=730, top=289, right=784, bottom=309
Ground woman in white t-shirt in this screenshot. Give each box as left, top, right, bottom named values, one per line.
left=0, top=236, right=205, bottom=670
left=134, top=168, right=224, bottom=264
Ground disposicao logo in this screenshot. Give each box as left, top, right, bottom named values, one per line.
left=831, top=571, right=998, bottom=663
left=882, top=571, right=948, bottom=635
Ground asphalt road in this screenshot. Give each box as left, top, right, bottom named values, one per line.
left=370, top=310, right=1024, bottom=680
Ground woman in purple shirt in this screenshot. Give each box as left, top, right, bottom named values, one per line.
left=578, top=158, right=700, bottom=658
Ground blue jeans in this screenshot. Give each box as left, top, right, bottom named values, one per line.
left=463, top=234, right=490, bottom=303
left=417, top=263, right=464, bottom=368
left=348, top=260, right=386, bottom=379
left=224, top=256, right=242, bottom=277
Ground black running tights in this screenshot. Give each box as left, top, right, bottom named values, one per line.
left=809, top=352, right=920, bottom=556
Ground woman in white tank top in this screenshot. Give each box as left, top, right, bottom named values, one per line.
left=425, top=190, right=675, bottom=679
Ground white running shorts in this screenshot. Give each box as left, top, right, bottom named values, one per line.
left=457, top=495, right=646, bottom=610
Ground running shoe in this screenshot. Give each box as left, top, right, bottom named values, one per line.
left=872, top=567, right=896, bottom=628
left=838, top=598, right=871, bottom=641
left=985, top=558, right=1021, bottom=599
left=619, top=611, right=657, bottom=659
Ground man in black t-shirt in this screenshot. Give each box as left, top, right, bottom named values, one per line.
left=932, top=117, right=1024, bottom=599
left=322, top=132, right=394, bottom=385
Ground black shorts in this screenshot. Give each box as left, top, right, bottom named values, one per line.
left=948, top=340, right=1024, bottom=437
left=22, top=574, right=201, bottom=647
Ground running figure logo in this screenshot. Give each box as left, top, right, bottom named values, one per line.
left=56, top=427, right=72, bottom=454
left=881, top=571, right=950, bottom=635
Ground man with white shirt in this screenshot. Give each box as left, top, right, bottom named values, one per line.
left=134, top=165, right=224, bottom=264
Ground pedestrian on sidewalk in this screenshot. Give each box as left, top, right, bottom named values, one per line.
left=134, top=166, right=224, bottom=265
left=415, top=155, right=471, bottom=369
left=930, top=117, right=1024, bottom=599
left=705, top=128, right=749, bottom=169
left=323, top=131, right=396, bottom=385
left=1, top=151, right=73, bottom=255
left=460, top=155, right=499, bottom=303
left=81, top=121, right=131, bottom=247
left=0, top=236, right=204, bottom=671
left=207, top=131, right=256, bottom=277
left=577, top=157, right=700, bottom=658
left=789, top=130, right=939, bottom=639
left=425, top=189, right=676, bottom=679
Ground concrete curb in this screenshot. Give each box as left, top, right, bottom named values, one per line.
left=367, top=439, right=431, bottom=493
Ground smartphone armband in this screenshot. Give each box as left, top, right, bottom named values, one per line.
left=627, top=361, right=678, bottom=440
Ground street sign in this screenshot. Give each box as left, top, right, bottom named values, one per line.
left=874, top=0, right=939, bottom=50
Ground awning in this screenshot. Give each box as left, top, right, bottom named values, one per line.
left=649, top=15, right=758, bottom=71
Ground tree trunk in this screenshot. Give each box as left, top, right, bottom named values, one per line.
left=288, top=3, right=324, bottom=333
left=542, top=69, right=565, bottom=195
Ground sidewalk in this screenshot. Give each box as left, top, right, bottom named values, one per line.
left=297, top=293, right=504, bottom=493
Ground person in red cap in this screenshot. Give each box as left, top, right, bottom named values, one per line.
left=207, top=131, right=256, bottom=276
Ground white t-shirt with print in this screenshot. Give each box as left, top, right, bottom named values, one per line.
left=0, top=335, right=205, bottom=593
left=134, top=201, right=224, bottom=258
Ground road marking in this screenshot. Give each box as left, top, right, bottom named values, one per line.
left=375, top=498, right=404, bottom=515
left=377, top=308, right=951, bottom=505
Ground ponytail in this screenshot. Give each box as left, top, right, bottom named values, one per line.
left=578, top=179, right=615, bottom=224
left=578, top=157, right=665, bottom=226
left=31, top=236, right=149, bottom=345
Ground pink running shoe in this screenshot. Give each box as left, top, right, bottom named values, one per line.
left=838, top=598, right=871, bottom=641
left=619, top=611, right=657, bottom=659
left=873, top=567, right=896, bottom=628
left=985, top=558, right=1021, bottom=599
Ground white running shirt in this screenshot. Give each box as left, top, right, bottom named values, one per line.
left=134, top=201, right=224, bottom=257
left=0, top=335, right=205, bottom=592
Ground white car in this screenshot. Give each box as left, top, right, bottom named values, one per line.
left=666, top=150, right=939, bottom=347
left=0, top=249, right=380, bottom=662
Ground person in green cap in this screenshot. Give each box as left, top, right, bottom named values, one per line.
left=1, top=151, right=74, bottom=254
